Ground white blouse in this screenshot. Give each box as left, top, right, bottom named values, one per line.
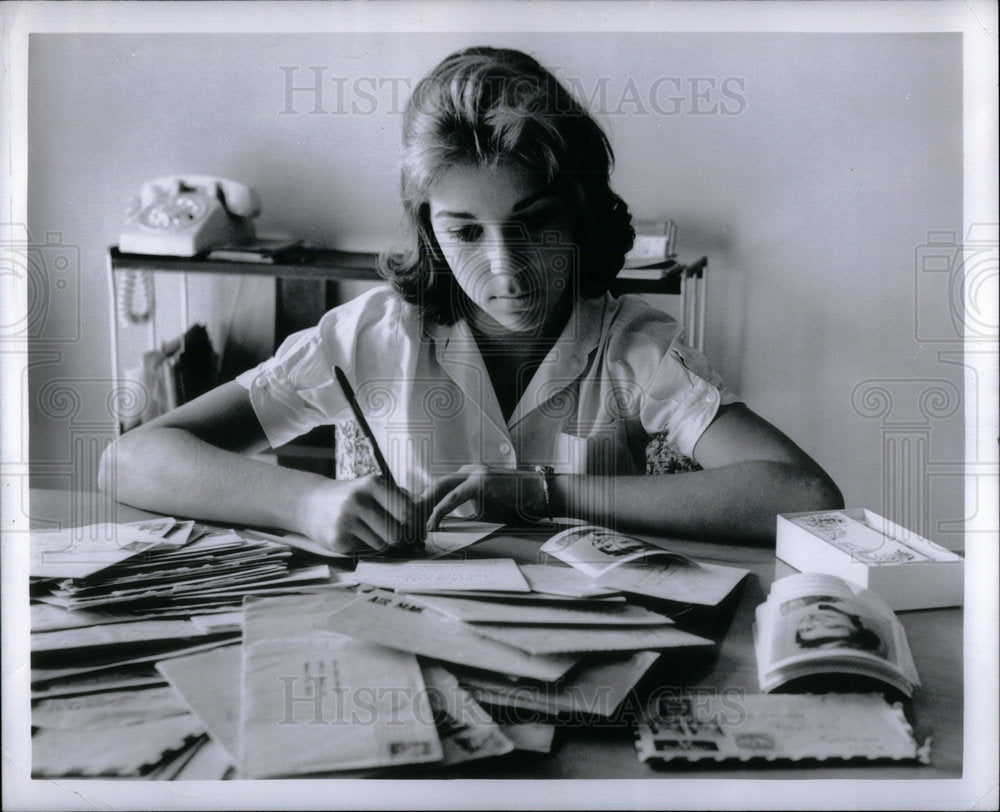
left=237, top=286, right=738, bottom=495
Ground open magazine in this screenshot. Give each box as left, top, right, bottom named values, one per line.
left=540, top=525, right=748, bottom=607
left=754, top=573, right=920, bottom=697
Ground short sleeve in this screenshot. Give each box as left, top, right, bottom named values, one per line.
left=234, top=286, right=405, bottom=449
left=607, top=296, right=740, bottom=459
left=640, top=333, right=740, bottom=458
left=235, top=324, right=347, bottom=449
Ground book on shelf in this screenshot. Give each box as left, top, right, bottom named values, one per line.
left=621, top=219, right=677, bottom=273
left=776, top=508, right=963, bottom=611
left=754, top=572, right=920, bottom=698
left=206, top=238, right=305, bottom=264
left=617, top=257, right=680, bottom=280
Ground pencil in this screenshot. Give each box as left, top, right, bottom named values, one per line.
left=333, top=366, right=423, bottom=553
left=333, top=365, right=397, bottom=491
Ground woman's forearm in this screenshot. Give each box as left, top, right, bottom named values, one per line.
left=98, top=427, right=336, bottom=534
left=550, top=461, right=844, bottom=543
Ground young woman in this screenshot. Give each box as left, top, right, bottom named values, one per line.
left=100, top=47, right=842, bottom=554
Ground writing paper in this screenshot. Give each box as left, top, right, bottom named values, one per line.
left=30, top=602, right=127, bottom=632
left=156, top=645, right=244, bottom=760
left=32, top=638, right=239, bottom=686
left=320, top=589, right=580, bottom=681
left=32, top=685, right=192, bottom=730
left=354, top=558, right=530, bottom=593
left=243, top=518, right=501, bottom=559
left=391, top=589, right=625, bottom=603
left=169, top=737, right=238, bottom=780
left=471, top=623, right=713, bottom=655
left=517, top=563, right=621, bottom=598
left=420, top=664, right=513, bottom=764
left=32, top=714, right=205, bottom=776
left=410, top=593, right=674, bottom=626
left=460, top=651, right=661, bottom=718
left=31, top=665, right=166, bottom=701
left=496, top=723, right=556, bottom=753
left=31, top=618, right=205, bottom=652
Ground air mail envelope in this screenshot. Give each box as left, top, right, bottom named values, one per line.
left=241, top=593, right=442, bottom=777
left=319, top=589, right=580, bottom=681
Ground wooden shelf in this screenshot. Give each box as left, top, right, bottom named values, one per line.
left=109, top=246, right=692, bottom=294
left=110, top=246, right=382, bottom=281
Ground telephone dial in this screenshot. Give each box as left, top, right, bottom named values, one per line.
left=119, top=175, right=261, bottom=257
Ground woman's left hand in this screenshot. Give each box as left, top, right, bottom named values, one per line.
left=418, top=464, right=546, bottom=530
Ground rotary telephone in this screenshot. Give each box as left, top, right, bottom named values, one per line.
left=117, top=176, right=261, bottom=325
left=119, top=175, right=261, bottom=257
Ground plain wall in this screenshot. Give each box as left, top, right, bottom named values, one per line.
left=26, top=32, right=965, bottom=546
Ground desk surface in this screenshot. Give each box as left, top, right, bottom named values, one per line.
left=27, top=488, right=963, bottom=780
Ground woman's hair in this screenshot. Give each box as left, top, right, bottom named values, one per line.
left=382, top=46, right=635, bottom=325
left=794, top=604, right=883, bottom=652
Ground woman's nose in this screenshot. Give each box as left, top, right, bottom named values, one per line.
left=484, top=226, right=523, bottom=276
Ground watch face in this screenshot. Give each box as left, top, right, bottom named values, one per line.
left=141, top=193, right=207, bottom=230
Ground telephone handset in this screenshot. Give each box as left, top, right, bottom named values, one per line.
left=119, top=175, right=261, bottom=257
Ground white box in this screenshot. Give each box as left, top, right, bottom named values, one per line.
left=776, top=509, right=963, bottom=611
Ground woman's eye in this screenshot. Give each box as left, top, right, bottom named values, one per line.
left=448, top=225, right=482, bottom=243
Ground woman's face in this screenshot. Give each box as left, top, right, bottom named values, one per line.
left=428, top=162, right=576, bottom=337
left=796, top=607, right=857, bottom=642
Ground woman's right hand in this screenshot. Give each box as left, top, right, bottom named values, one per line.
left=297, top=474, right=427, bottom=556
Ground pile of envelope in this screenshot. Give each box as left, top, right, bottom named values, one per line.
left=28, top=518, right=331, bottom=777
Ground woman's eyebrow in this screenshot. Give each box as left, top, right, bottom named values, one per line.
left=433, top=191, right=556, bottom=221
left=511, top=190, right=556, bottom=212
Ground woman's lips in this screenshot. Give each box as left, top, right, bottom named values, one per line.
left=491, top=291, right=534, bottom=310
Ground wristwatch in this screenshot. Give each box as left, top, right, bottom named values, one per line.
left=534, top=464, right=555, bottom=522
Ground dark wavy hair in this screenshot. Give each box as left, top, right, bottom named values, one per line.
left=795, top=604, right=883, bottom=652
left=381, top=46, right=634, bottom=325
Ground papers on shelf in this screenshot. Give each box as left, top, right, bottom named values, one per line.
left=635, top=693, right=930, bottom=765
left=542, top=525, right=748, bottom=606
